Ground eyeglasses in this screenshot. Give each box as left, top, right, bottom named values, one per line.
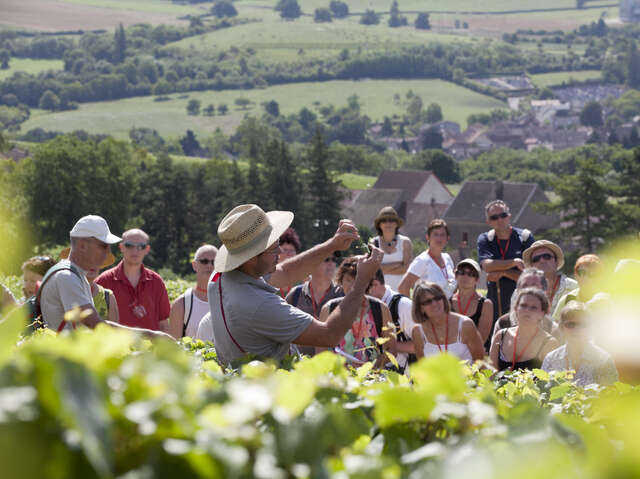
left=562, top=321, right=587, bottom=329
left=123, top=242, right=148, bottom=250
left=196, top=258, right=215, bottom=265
left=455, top=269, right=477, bottom=278
left=488, top=212, right=509, bottom=221
left=380, top=218, right=397, bottom=224
left=532, top=253, right=554, bottom=263
left=420, top=296, right=442, bottom=306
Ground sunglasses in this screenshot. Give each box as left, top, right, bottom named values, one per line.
left=532, top=253, right=554, bottom=263
left=455, top=269, right=477, bottom=278
left=562, top=321, right=586, bottom=329
left=123, top=242, right=147, bottom=250
left=420, top=296, right=442, bottom=306
left=488, top=212, right=509, bottom=221
left=196, top=258, right=215, bottom=265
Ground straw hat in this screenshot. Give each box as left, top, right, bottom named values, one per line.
left=374, top=206, right=404, bottom=231
left=523, top=240, right=565, bottom=271
left=59, top=247, right=116, bottom=269
left=215, top=204, right=294, bottom=273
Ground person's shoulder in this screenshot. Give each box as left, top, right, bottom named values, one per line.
left=95, top=265, right=119, bottom=282
left=171, top=291, right=187, bottom=307
left=544, top=343, right=566, bottom=360
left=477, top=230, right=490, bottom=242
left=398, top=234, right=411, bottom=242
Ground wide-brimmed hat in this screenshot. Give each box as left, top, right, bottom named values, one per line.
left=59, top=247, right=116, bottom=269
left=69, top=215, right=121, bottom=244
left=523, top=240, right=564, bottom=270
left=215, top=204, right=294, bottom=273
left=374, top=206, right=404, bottom=231
left=455, top=258, right=481, bottom=275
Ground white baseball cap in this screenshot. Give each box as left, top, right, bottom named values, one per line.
left=69, top=215, right=122, bottom=244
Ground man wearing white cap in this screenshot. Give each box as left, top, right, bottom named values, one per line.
left=39, top=215, right=170, bottom=338
left=208, top=204, right=384, bottom=366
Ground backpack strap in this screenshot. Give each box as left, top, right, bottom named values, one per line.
left=389, top=293, right=410, bottom=342
left=289, top=284, right=303, bottom=308
left=369, top=299, right=383, bottom=337
left=182, top=288, right=194, bottom=337
left=36, top=262, right=84, bottom=331
left=104, top=290, right=110, bottom=313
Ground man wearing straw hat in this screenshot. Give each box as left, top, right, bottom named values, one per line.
left=209, top=204, right=384, bottom=365
left=523, top=240, right=577, bottom=319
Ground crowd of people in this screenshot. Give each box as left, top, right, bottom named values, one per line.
left=0, top=198, right=625, bottom=386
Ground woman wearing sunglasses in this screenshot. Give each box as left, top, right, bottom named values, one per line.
left=490, top=287, right=560, bottom=371
left=411, top=281, right=485, bottom=362
left=450, top=259, right=493, bottom=350
left=542, top=301, right=618, bottom=386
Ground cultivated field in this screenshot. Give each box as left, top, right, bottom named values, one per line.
left=531, top=70, right=603, bottom=88
left=21, top=79, right=506, bottom=139
left=0, top=58, right=64, bottom=81
left=0, top=0, right=196, bottom=31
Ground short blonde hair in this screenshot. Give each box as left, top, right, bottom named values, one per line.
left=411, top=281, right=450, bottom=323
left=560, top=300, right=587, bottom=323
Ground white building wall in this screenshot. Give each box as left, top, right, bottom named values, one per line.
left=414, top=175, right=454, bottom=205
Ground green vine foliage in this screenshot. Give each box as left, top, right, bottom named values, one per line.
left=0, top=314, right=638, bottom=479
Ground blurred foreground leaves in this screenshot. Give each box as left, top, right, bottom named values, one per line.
left=0, top=325, right=638, bottom=479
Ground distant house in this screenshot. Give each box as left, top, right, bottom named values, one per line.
left=620, top=0, right=640, bottom=22
left=0, top=147, right=29, bottom=163
left=344, top=169, right=454, bottom=239
left=443, top=180, right=557, bottom=253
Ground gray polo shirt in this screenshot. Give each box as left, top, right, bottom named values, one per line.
left=208, top=270, right=313, bottom=365
left=40, top=260, right=94, bottom=331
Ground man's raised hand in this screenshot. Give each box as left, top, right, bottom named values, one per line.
left=330, top=219, right=360, bottom=251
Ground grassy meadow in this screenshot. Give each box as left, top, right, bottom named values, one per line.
left=0, top=58, right=64, bottom=81
left=22, top=79, right=506, bottom=139
left=531, top=70, right=603, bottom=88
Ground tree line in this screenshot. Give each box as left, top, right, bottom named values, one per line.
left=0, top=128, right=345, bottom=275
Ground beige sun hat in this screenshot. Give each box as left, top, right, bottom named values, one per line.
left=215, top=204, right=294, bottom=273
left=455, top=258, right=481, bottom=275
left=523, top=240, right=565, bottom=271
left=374, top=206, right=404, bottom=231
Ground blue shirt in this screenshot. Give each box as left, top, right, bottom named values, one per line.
left=477, top=227, right=535, bottom=266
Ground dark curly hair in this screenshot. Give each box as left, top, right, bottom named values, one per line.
left=279, top=227, right=301, bottom=253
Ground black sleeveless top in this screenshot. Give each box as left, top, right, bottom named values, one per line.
left=468, top=296, right=486, bottom=327
left=497, top=329, right=551, bottom=371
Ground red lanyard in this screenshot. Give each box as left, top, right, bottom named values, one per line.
left=457, top=293, right=475, bottom=317
left=511, top=327, right=536, bottom=371
left=548, top=276, right=560, bottom=305
left=497, top=227, right=513, bottom=260
left=428, top=251, right=449, bottom=281
left=309, top=282, right=330, bottom=318
left=429, top=317, right=449, bottom=353
left=213, top=272, right=246, bottom=353
left=279, top=286, right=290, bottom=299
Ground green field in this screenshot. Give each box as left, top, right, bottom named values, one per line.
left=338, top=173, right=378, bottom=190
left=165, top=15, right=471, bottom=60
left=22, top=79, right=506, bottom=139
left=239, top=0, right=610, bottom=13
left=0, top=58, right=64, bottom=81
left=531, top=70, right=603, bottom=88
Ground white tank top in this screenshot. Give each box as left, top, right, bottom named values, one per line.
left=184, top=290, right=210, bottom=338
left=376, top=234, right=409, bottom=291
left=419, top=316, right=472, bottom=362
